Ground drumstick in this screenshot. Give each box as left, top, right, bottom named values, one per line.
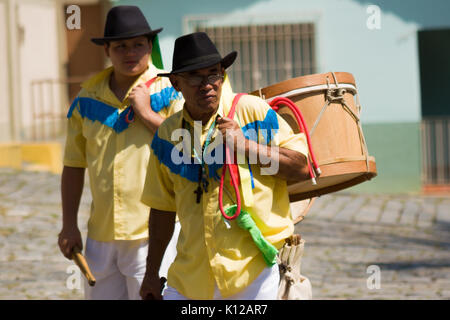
left=72, top=246, right=96, bottom=287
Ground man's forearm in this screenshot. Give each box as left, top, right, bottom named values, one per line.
left=146, top=208, right=176, bottom=276
left=243, top=139, right=309, bottom=182
left=61, top=166, right=85, bottom=229
left=137, top=110, right=164, bottom=135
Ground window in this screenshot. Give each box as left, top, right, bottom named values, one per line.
left=196, top=23, right=316, bottom=93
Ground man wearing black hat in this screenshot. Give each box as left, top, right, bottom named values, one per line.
left=140, top=32, right=309, bottom=299
left=58, top=6, right=183, bottom=299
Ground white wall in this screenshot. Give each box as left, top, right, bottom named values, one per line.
left=18, top=0, right=62, bottom=139
left=0, top=1, right=11, bottom=142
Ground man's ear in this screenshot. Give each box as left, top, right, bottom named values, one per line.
left=169, top=75, right=180, bottom=91
left=104, top=43, right=110, bottom=57
left=148, top=40, right=153, bottom=53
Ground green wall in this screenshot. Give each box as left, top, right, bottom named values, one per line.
left=348, top=122, right=422, bottom=194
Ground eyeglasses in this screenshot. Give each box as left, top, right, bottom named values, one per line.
left=178, top=73, right=224, bottom=86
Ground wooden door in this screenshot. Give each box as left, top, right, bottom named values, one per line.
left=65, top=3, right=106, bottom=101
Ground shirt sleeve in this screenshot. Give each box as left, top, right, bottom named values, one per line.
left=141, top=139, right=177, bottom=212
left=276, top=113, right=309, bottom=158
left=151, top=77, right=183, bottom=118
left=63, top=100, right=87, bottom=168
left=164, top=89, right=184, bottom=118
left=241, top=95, right=309, bottom=158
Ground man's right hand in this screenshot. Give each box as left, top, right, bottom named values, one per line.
left=58, top=227, right=83, bottom=260
left=140, top=272, right=163, bottom=300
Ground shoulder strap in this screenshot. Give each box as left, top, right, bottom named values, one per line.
left=227, top=93, right=247, bottom=118
left=145, top=76, right=158, bottom=88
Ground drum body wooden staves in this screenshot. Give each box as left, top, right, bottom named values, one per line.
left=251, top=72, right=377, bottom=202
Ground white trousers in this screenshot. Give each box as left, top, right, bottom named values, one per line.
left=163, top=263, right=280, bottom=300
left=84, top=222, right=180, bottom=300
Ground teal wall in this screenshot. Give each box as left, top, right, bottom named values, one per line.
left=115, top=0, right=449, bottom=193
left=349, top=122, right=422, bottom=194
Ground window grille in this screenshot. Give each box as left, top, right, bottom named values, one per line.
left=422, top=117, right=450, bottom=184
left=196, top=23, right=316, bottom=93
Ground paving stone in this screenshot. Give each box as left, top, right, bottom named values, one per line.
left=436, top=201, right=450, bottom=225
left=399, top=200, right=420, bottom=226
left=353, top=197, right=384, bottom=223
left=334, top=195, right=368, bottom=222
left=415, top=198, right=436, bottom=228
left=309, top=195, right=338, bottom=220
left=379, top=199, right=403, bottom=224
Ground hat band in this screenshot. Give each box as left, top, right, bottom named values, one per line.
left=104, top=28, right=152, bottom=38
left=175, top=53, right=221, bottom=71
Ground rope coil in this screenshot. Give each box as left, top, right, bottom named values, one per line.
left=219, top=92, right=322, bottom=222
left=269, top=97, right=321, bottom=182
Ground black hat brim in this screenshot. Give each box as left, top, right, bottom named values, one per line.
left=158, top=51, right=237, bottom=77
left=91, top=28, right=163, bottom=45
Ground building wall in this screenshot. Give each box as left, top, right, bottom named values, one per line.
left=18, top=1, right=62, bottom=140
left=117, top=0, right=450, bottom=193
left=0, top=0, right=68, bottom=142
left=0, top=1, right=11, bottom=142
left=350, top=122, right=422, bottom=193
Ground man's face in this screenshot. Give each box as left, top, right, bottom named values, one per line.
left=171, top=64, right=224, bottom=120
left=105, top=36, right=152, bottom=77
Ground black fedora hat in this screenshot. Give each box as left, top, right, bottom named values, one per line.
left=158, top=32, right=237, bottom=76
left=91, top=6, right=162, bottom=45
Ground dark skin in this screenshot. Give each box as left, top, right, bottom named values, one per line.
left=139, top=63, right=310, bottom=300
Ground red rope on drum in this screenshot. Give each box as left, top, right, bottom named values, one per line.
left=125, top=76, right=158, bottom=124
left=269, top=97, right=321, bottom=183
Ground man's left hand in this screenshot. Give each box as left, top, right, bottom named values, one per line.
left=129, top=84, right=151, bottom=118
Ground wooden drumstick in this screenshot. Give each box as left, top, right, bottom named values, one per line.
left=72, top=246, right=96, bottom=287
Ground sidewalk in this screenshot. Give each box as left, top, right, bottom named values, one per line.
left=293, top=193, right=450, bottom=299
left=0, top=168, right=449, bottom=299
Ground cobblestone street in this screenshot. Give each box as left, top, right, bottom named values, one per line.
left=0, top=168, right=449, bottom=300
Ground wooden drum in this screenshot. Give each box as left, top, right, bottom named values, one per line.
left=251, top=72, right=377, bottom=202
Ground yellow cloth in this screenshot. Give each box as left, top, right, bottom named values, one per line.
left=141, top=87, right=308, bottom=299
left=63, top=64, right=183, bottom=241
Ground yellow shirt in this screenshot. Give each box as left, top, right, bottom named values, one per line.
left=141, top=91, right=308, bottom=299
left=63, top=64, right=183, bottom=241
